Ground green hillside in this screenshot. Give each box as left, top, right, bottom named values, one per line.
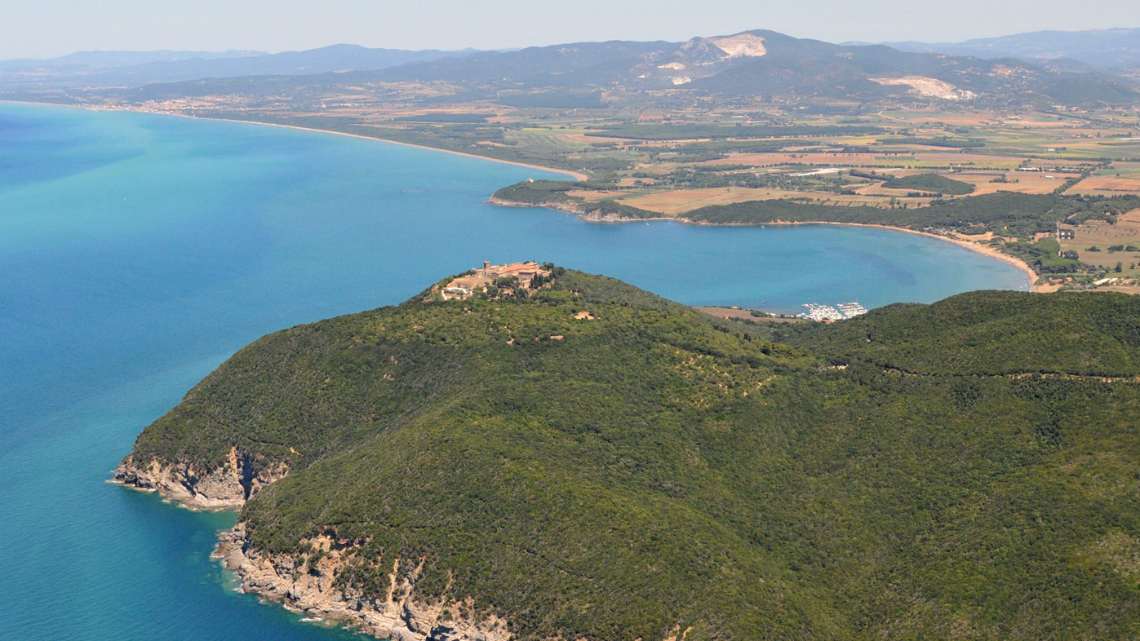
left=125, top=271, right=1140, bottom=640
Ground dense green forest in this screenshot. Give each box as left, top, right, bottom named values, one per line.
left=492, top=180, right=658, bottom=219
left=683, top=193, right=1140, bottom=238
left=126, top=271, right=1140, bottom=640
left=882, top=172, right=976, bottom=196
left=491, top=180, right=579, bottom=206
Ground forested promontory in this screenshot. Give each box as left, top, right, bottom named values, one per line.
left=118, top=269, right=1140, bottom=640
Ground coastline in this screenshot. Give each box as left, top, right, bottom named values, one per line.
left=177, top=120, right=1043, bottom=290
left=0, top=100, right=1037, bottom=292
left=488, top=192, right=1041, bottom=293
left=755, top=221, right=1040, bottom=292
left=0, top=100, right=587, bottom=182
left=110, top=452, right=511, bottom=641
left=214, top=525, right=511, bottom=641
left=194, top=116, right=589, bottom=182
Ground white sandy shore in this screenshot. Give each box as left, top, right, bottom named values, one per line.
left=163, top=109, right=590, bottom=182
left=200, top=116, right=589, bottom=181
left=765, top=221, right=1040, bottom=292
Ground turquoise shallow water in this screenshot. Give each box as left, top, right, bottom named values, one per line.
left=0, top=102, right=1028, bottom=640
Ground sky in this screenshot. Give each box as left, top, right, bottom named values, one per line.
left=3, top=0, right=1140, bottom=59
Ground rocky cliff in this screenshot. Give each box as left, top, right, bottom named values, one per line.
left=487, top=194, right=665, bottom=224
left=114, top=448, right=510, bottom=640
left=215, top=526, right=511, bottom=641
left=112, top=446, right=287, bottom=510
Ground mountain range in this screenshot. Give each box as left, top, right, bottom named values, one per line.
left=5, top=28, right=1140, bottom=107
left=126, top=29, right=1140, bottom=107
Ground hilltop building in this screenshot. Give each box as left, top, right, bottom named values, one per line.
left=440, top=261, right=551, bottom=300
left=477, top=261, right=548, bottom=288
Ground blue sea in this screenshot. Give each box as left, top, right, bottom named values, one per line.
left=0, top=102, right=1029, bottom=640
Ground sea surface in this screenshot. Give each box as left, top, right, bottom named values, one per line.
left=0, top=102, right=1029, bottom=640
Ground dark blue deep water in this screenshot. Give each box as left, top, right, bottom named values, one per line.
left=0, top=102, right=1028, bottom=640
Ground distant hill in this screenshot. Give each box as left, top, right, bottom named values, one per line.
left=363, top=29, right=1138, bottom=103
left=0, top=49, right=265, bottom=70
left=117, top=270, right=1140, bottom=640
left=116, top=44, right=479, bottom=82
left=7, top=30, right=1139, bottom=106
left=0, top=45, right=479, bottom=87
left=372, top=39, right=673, bottom=86
left=111, top=30, right=1140, bottom=107
left=885, top=28, right=1140, bottom=68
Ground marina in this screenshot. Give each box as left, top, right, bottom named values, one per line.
left=800, top=302, right=869, bottom=322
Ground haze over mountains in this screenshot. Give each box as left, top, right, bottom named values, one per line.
left=140, top=29, right=1139, bottom=106
left=4, top=27, right=1140, bottom=106
left=0, top=45, right=475, bottom=87
left=885, top=27, right=1140, bottom=68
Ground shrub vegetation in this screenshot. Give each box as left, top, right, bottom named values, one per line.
left=128, top=271, right=1140, bottom=640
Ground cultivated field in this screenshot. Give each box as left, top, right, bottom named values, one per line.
left=941, top=171, right=1065, bottom=195
left=618, top=187, right=932, bottom=215
left=1071, top=176, right=1140, bottom=196
left=1060, top=209, right=1140, bottom=276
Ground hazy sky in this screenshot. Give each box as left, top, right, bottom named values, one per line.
left=4, top=0, right=1140, bottom=59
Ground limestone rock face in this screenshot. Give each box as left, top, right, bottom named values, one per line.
left=112, top=447, right=287, bottom=510
left=214, top=526, right=512, bottom=641
left=114, top=448, right=509, bottom=640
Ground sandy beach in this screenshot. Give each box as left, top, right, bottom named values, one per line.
left=183, top=113, right=589, bottom=182
left=793, top=222, right=1040, bottom=292
left=680, top=218, right=1040, bottom=292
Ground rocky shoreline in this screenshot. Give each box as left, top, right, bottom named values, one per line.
left=485, top=195, right=669, bottom=223
left=485, top=195, right=586, bottom=216
left=112, top=447, right=288, bottom=510
left=112, top=449, right=510, bottom=641
left=215, top=526, right=511, bottom=641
